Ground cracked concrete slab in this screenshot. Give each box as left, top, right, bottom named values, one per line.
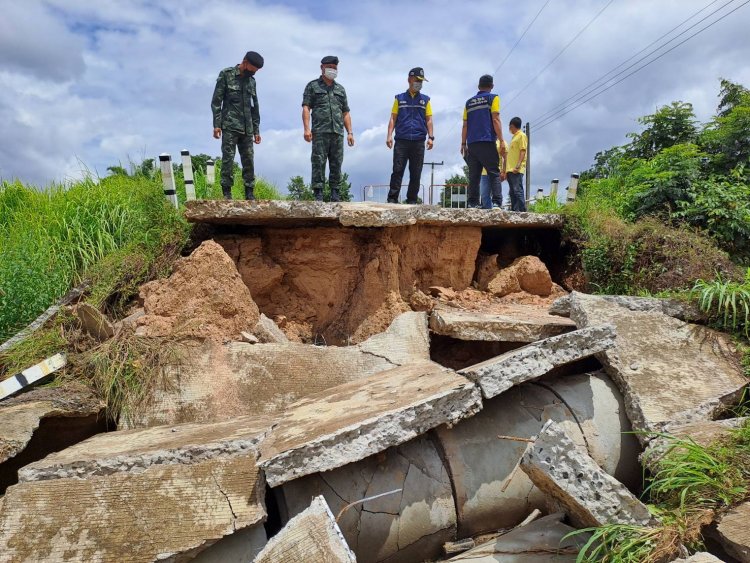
left=671, top=554, right=724, bottom=562
left=429, top=304, right=576, bottom=343
left=714, top=502, right=750, bottom=562
left=255, top=496, right=356, bottom=562
left=124, top=312, right=429, bottom=428
left=259, top=361, right=482, bottom=487
left=279, top=435, right=455, bottom=563
left=550, top=294, right=705, bottom=322
left=459, top=325, right=616, bottom=399
left=0, top=416, right=270, bottom=562
left=520, top=420, right=653, bottom=528
left=446, top=513, right=587, bottom=562
left=435, top=372, right=640, bottom=536
left=568, top=292, right=747, bottom=439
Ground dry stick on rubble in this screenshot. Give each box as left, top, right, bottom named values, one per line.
left=497, top=434, right=535, bottom=493
left=335, top=488, right=403, bottom=523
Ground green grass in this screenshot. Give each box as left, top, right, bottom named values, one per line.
left=174, top=161, right=282, bottom=202
left=528, top=194, right=565, bottom=214
left=692, top=268, right=750, bottom=336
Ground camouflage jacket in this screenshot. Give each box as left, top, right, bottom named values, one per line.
left=302, top=77, right=350, bottom=135
left=211, top=66, right=260, bottom=135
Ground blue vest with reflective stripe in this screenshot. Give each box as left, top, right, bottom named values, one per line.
left=465, top=91, right=497, bottom=144
left=394, top=91, right=430, bottom=141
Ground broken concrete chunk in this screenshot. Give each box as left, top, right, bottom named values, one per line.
left=430, top=304, right=575, bottom=343
left=280, top=435, right=456, bottom=563
left=259, top=361, right=482, bottom=487
left=240, top=331, right=260, bottom=344
left=671, top=554, right=725, bottom=562
left=253, top=313, right=289, bottom=343
left=254, top=496, right=356, bottom=562
left=550, top=294, right=705, bottom=322
left=715, top=502, right=750, bottom=562
left=460, top=325, right=616, bottom=399
left=0, top=415, right=269, bottom=562
left=568, top=292, right=747, bottom=439
left=520, top=420, right=653, bottom=528
left=447, top=513, right=587, bottom=562
left=192, top=525, right=267, bottom=562
left=75, top=302, right=115, bottom=341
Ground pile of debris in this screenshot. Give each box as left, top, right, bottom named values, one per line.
left=0, top=205, right=747, bottom=562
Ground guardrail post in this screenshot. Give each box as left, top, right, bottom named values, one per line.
left=159, top=153, right=179, bottom=208
left=567, top=173, right=579, bottom=202
left=206, top=159, right=215, bottom=186
left=550, top=179, right=559, bottom=201
left=181, top=150, right=196, bottom=201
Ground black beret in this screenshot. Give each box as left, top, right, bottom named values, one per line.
left=244, top=51, right=264, bottom=69
left=321, top=55, right=339, bottom=65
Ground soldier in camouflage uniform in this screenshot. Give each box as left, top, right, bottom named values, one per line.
left=211, top=51, right=264, bottom=200
left=302, top=55, right=355, bottom=202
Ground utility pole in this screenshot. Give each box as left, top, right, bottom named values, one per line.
left=424, top=161, right=444, bottom=205
left=524, top=122, right=531, bottom=202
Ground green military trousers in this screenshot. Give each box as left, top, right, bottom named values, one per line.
left=311, top=132, right=343, bottom=201
left=221, top=130, right=255, bottom=199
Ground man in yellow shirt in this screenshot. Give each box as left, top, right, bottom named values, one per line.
left=480, top=139, right=507, bottom=209
left=386, top=67, right=434, bottom=204
left=506, top=116, right=528, bottom=211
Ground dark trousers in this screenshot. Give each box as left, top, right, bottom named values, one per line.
left=221, top=130, right=255, bottom=199
left=507, top=172, right=526, bottom=211
left=466, top=141, right=500, bottom=207
left=388, top=139, right=425, bottom=203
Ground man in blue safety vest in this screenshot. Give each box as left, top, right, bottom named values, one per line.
left=461, top=74, right=506, bottom=208
left=386, top=67, right=434, bottom=204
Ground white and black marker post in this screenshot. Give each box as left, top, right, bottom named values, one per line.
left=159, top=153, right=179, bottom=208
left=536, top=187, right=544, bottom=202
left=206, top=159, right=215, bottom=186
left=550, top=179, right=559, bottom=201
left=0, top=353, right=67, bottom=401
left=567, top=173, right=580, bottom=202
left=181, top=149, right=196, bottom=201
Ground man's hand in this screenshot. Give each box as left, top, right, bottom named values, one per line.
left=213, top=128, right=222, bottom=139
left=254, top=134, right=261, bottom=144
left=426, top=139, right=434, bottom=150
left=304, top=130, right=313, bottom=142
left=501, top=172, right=507, bottom=181
left=347, top=132, right=355, bottom=147
left=499, top=143, right=507, bottom=156
left=386, top=137, right=393, bottom=149
left=460, top=143, right=467, bottom=157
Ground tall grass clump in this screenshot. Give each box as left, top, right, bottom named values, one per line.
left=173, top=160, right=282, bottom=203
left=0, top=174, right=188, bottom=342
left=692, top=268, right=750, bottom=336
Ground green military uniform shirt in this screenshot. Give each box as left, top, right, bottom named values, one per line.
left=211, top=66, right=260, bottom=136
left=302, top=77, right=350, bottom=135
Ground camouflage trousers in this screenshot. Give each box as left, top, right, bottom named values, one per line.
left=311, top=132, right=344, bottom=199
left=221, top=130, right=255, bottom=198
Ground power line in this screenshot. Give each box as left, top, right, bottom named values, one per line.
left=504, top=0, right=617, bottom=109
left=535, top=0, right=750, bottom=131
left=493, top=0, right=553, bottom=75
left=531, top=0, right=728, bottom=125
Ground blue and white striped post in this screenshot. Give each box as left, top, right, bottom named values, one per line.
left=181, top=149, right=196, bottom=201
left=206, top=159, right=216, bottom=187
left=0, top=353, right=67, bottom=401
left=550, top=179, right=559, bottom=201
left=567, top=173, right=580, bottom=202
left=159, top=153, right=179, bottom=208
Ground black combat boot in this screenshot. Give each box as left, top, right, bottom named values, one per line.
left=313, top=189, right=324, bottom=202
left=330, top=189, right=341, bottom=202
left=245, top=187, right=256, bottom=201
left=222, top=186, right=232, bottom=200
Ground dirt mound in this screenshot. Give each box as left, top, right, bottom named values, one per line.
left=137, top=240, right=260, bottom=341
left=483, top=255, right=553, bottom=297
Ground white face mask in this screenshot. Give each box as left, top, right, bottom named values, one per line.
left=411, top=81, right=423, bottom=92
left=324, top=68, right=338, bottom=80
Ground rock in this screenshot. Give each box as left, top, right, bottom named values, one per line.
left=475, top=254, right=500, bottom=290
left=520, top=420, right=654, bottom=528
left=137, top=240, right=260, bottom=341
left=74, top=303, right=115, bottom=341
left=429, top=286, right=459, bottom=299
left=671, top=553, right=725, bottom=562
left=258, top=361, right=482, bottom=487
left=119, top=307, right=145, bottom=331
left=184, top=200, right=564, bottom=229
left=253, top=314, right=289, bottom=343
left=460, top=325, right=616, bottom=399
left=714, top=502, right=750, bottom=562
left=0, top=415, right=270, bottom=562
left=551, top=294, right=705, bottom=322
left=485, top=256, right=553, bottom=297
left=568, top=292, right=747, bottom=440
left=487, top=266, right=521, bottom=296
left=435, top=372, right=641, bottom=536
left=408, top=288, right=434, bottom=312
left=446, top=513, right=588, bottom=562
left=0, top=384, right=106, bottom=494
left=279, top=436, right=456, bottom=563
left=240, top=332, right=259, bottom=344
left=254, top=496, right=355, bottom=563
left=123, top=312, right=430, bottom=428
left=429, top=304, right=576, bottom=343
left=549, top=295, right=571, bottom=317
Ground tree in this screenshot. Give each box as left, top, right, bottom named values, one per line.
left=106, top=165, right=129, bottom=177
left=581, top=146, right=626, bottom=181
left=626, top=102, right=698, bottom=160
left=717, top=78, right=750, bottom=117
left=441, top=171, right=468, bottom=208
left=285, top=173, right=353, bottom=202
left=701, top=86, right=750, bottom=173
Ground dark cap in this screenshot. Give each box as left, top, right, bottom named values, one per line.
left=478, top=74, right=494, bottom=88
left=408, top=67, right=428, bottom=81
left=321, top=55, right=339, bottom=65
left=244, top=51, right=264, bottom=69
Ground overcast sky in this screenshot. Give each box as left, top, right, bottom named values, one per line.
left=1, top=0, right=749, bottom=201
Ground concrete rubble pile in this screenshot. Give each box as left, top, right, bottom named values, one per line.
left=0, top=202, right=747, bottom=562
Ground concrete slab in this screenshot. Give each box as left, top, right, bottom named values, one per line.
left=255, top=496, right=356, bottom=562
left=0, top=416, right=270, bottom=562
left=429, top=305, right=576, bottom=343
left=459, top=325, right=616, bottom=399
left=192, top=525, right=267, bottom=563
left=258, top=361, right=482, bottom=487
left=568, top=292, right=747, bottom=439
left=520, top=420, right=653, bottom=528
left=184, top=200, right=563, bottom=229
left=279, top=435, right=455, bottom=563
left=550, top=294, right=706, bottom=322
left=671, top=554, right=724, bottom=562
left=715, top=502, right=750, bottom=562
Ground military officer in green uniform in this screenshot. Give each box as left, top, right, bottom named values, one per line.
left=211, top=51, right=264, bottom=200
left=302, top=55, right=355, bottom=202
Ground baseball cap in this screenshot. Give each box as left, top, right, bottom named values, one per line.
left=408, top=67, right=428, bottom=81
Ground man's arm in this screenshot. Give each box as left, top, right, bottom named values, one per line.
left=501, top=143, right=507, bottom=180
left=461, top=119, right=468, bottom=156
left=343, top=112, right=354, bottom=146
left=515, top=149, right=527, bottom=173
left=426, top=115, right=434, bottom=150
left=492, top=113, right=505, bottom=153
left=302, top=105, right=312, bottom=142
left=211, top=73, right=225, bottom=138
left=251, top=83, right=261, bottom=143
left=386, top=112, right=397, bottom=148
